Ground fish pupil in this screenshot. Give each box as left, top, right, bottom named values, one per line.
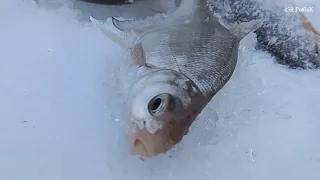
left=151, top=98, right=162, bottom=112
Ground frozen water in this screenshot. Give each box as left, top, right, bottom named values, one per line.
left=0, top=0, right=320, bottom=180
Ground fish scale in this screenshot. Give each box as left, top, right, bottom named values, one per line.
left=140, top=19, right=238, bottom=95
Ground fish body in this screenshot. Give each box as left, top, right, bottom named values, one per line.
left=84, top=0, right=320, bottom=69
left=91, top=0, right=259, bottom=157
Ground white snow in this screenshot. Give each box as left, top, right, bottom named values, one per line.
left=0, top=0, right=320, bottom=180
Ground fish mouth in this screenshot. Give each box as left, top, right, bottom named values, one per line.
left=128, top=126, right=174, bottom=158
left=127, top=126, right=174, bottom=158
left=126, top=111, right=199, bottom=158
left=127, top=116, right=182, bottom=158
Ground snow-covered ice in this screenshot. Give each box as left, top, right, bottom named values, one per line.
left=0, top=0, right=320, bottom=180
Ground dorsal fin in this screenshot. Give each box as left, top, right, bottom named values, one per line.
left=90, top=0, right=208, bottom=50
left=90, top=16, right=133, bottom=50
left=111, top=13, right=168, bottom=32
left=110, top=0, right=203, bottom=33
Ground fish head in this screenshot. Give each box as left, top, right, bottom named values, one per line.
left=126, top=68, right=205, bottom=158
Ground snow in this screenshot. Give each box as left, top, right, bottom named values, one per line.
left=0, top=0, right=320, bottom=180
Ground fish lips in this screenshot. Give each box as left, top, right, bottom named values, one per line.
left=126, top=109, right=199, bottom=158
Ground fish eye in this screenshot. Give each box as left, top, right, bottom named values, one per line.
left=151, top=98, right=162, bottom=112
left=148, top=93, right=172, bottom=116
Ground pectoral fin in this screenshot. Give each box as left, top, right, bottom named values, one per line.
left=130, top=43, right=147, bottom=66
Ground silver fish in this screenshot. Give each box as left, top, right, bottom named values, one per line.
left=208, top=0, right=320, bottom=69
left=84, top=0, right=320, bottom=69
left=91, top=0, right=260, bottom=157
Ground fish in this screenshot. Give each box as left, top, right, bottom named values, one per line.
left=209, top=0, right=320, bottom=69
left=83, top=0, right=320, bottom=69
left=90, top=0, right=261, bottom=158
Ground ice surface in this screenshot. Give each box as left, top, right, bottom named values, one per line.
left=0, top=0, right=320, bottom=180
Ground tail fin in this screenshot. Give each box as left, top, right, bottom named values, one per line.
left=230, top=20, right=264, bottom=40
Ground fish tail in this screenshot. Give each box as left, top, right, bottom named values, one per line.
left=229, top=19, right=263, bottom=40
